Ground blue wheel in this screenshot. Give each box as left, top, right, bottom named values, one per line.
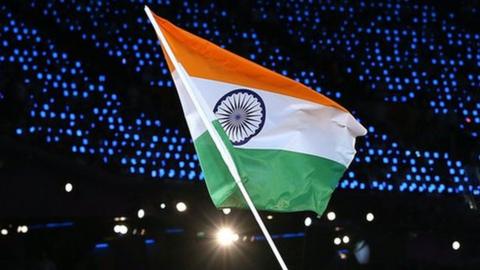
left=213, top=89, right=266, bottom=145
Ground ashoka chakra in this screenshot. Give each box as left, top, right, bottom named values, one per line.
left=213, top=89, right=266, bottom=145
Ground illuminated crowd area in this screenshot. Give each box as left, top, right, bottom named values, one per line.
left=1, top=1, right=478, bottom=197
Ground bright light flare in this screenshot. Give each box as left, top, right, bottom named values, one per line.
left=304, top=217, right=312, bottom=227
left=216, top=227, right=239, bottom=247
left=334, top=237, right=341, bottom=245
left=65, top=183, right=73, bottom=193
left=176, top=202, right=187, bottom=212
left=327, top=211, right=336, bottom=221
left=452, top=241, right=460, bottom=250
left=17, top=225, right=28, bottom=234
left=114, top=224, right=128, bottom=235
left=137, top=209, right=145, bottom=219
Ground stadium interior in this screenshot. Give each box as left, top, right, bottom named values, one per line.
left=0, top=0, right=479, bottom=269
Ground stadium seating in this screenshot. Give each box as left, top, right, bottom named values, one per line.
left=0, top=1, right=478, bottom=195
left=253, top=0, right=480, bottom=138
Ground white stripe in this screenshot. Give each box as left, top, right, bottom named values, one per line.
left=170, top=72, right=208, bottom=141
left=172, top=73, right=364, bottom=167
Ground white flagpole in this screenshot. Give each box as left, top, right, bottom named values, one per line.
left=144, top=6, right=288, bottom=270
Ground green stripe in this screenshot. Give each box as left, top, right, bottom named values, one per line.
left=193, top=121, right=346, bottom=216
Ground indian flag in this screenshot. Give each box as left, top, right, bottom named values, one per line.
left=146, top=9, right=366, bottom=216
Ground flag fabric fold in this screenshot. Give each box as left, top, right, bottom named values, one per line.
left=147, top=10, right=367, bottom=215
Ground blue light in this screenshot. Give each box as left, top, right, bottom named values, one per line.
left=145, top=239, right=155, bottom=245
left=165, top=228, right=184, bottom=234
left=95, top=243, right=109, bottom=249
left=1, top=1, right=476, bottom=197
left=255, top=232, right=305, bottom=241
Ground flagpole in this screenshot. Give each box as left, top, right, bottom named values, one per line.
left=145, top=6, right=288, bottom=270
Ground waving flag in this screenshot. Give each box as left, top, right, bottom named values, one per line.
left=146, top=10, right=366, bottom=216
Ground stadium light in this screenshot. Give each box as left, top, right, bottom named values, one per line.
left=334, top=237, right=341, bottom=245
left=1, top=229, right=8, bottom=236
left=65, top=183, right=73, bottom=193
left=137, top=209, right=145, bottom=219
left=119, top=225, right=128, bottom=235
left=216, top=227, right=239, bottom=247
left=17, top=225, right=28, bottom=234
left=452, top=241, right=461, bottom=250
left=160, top=203, right=166, bottom=209
left=366, top=212, right=374, bottom=222
left=176, top=202, right=187, bottom=212
left=342, top=235, right=350, bottom=244
left=114, top=224, right=128, bottom=235
left=327, top=211, right=336, bottom=221
left=304, top=217, right=312, bottom=227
